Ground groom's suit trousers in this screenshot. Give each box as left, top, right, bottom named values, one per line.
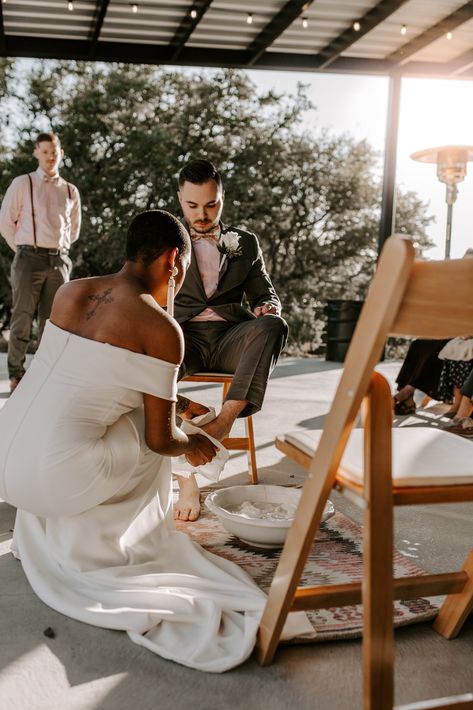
left=178, top=315, right=288, bottom=417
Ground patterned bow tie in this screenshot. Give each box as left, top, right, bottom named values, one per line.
left=189, top=225, right=221, bottom=243
left=43, top=175, right=60, bottom=184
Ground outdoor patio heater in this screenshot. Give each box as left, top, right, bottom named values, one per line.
left=410, top=145, right=473, bottom=259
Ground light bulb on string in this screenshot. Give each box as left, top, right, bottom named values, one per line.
left=130, top=3, right=138, bottom=13
left=446, top=31, right=453, bottom=40
left=246, top=13, right=253, bottom=25
left=190, top=8, right=197, bottom=19
left=400, top=24, right=407, bottom=35
left=302, top=17, right=308, bottom=29
left=353, top=21, right=360, bottom=31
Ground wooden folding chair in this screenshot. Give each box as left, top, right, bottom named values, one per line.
left=182, top=372, right=258, bottom=484
left=255, top=236, right=473, bottom=710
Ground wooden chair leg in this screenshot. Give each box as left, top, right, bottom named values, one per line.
left=363, top=374, right=394, bottom=710
left=433, top=547, right=473, bottom=639
left=255, top=456, right=335, bottom=664
left=221, top=380, right=258, bottom=484
left=245, top=415, right=258, bottom=484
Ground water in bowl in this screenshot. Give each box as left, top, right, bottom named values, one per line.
left=225, top=500, right=296, bottom=521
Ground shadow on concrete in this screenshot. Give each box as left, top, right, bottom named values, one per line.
left=177, top=359, right=343, bottom=396
left=269, top=358, right=342, bottom=379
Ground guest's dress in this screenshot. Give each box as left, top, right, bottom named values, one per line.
left=0, top=321, right=266, bottom=672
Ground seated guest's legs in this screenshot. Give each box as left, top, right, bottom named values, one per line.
left=452, top=367, right=473, bottom=420
left=454, top=395, right=473, bottom=420
left=394, top=338, right=449, bottom=411
left=445, top=386, right=463, bottom=416
left=460, top=366, right=473, bottom=400
left=439, top=360, right=473, bottom=415
left=393, top=384, right=415, bottom=410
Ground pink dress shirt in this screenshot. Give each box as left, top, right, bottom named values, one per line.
left=191, top=238, right=226, bottom=322
left=0, top=167, right=81, bottom=252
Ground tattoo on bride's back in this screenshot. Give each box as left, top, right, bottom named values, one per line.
left=86, top=288, right=114, bottom=320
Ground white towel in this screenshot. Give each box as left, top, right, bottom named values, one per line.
left=438, top=336, right=473, bottom=361
left=172, top=408, right=229, bottom=482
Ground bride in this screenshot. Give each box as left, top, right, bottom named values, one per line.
left=0, top=210, right=267, bottom=672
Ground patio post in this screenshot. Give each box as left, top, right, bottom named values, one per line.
left=378, top=74, right=402, bottom=253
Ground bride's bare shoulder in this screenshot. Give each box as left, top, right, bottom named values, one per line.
left=141, top=304, right=184, bottom=365
left=51, top=275, right=183, bottom=365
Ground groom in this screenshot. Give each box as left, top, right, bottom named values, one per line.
left=173, top=159, right=288, bottom=521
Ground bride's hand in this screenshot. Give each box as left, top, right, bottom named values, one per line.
left=185, top=434, right=218, bottom=466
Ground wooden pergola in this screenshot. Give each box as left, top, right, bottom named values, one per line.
left=1, top=0, right=473, bottom=249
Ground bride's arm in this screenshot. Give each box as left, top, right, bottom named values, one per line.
left=142, top=311, right=217, bottom=463
left=143, top=394, right=216, bottom=463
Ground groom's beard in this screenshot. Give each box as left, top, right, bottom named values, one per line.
left=191, top=220, right=217, bottom=233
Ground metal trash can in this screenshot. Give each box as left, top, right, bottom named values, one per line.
left=325, top=299, right=364, bottom=362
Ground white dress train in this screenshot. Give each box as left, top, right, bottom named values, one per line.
left=0, top=321, right=266, bottom=672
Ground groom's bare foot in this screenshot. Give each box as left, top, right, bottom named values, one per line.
left=200, top=416, right=231, bottom=442
left=199, top=400, right=248, bottom=442
left=174, top=474, right=201, bottom=521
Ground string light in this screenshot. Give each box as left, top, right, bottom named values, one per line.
left=130, top=3, right=138, bottom=12
left=446, top=31, right=453, bottom=40
left=67, top=1, right=74, bottom=10
left=352, top=21, right=360, bottom=31
left=246, top=13, right=253, bottom=25
left=400, top=24, right=407, bottom=35
left=190, top=8, right=197, bottom=19
left=302, top=17, right=308, bottom=29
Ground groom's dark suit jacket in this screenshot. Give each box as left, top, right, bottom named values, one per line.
left=174, top=224, right=281, bottom=324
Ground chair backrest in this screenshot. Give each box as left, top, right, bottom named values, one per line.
left=306, top=235, right=473, bottom=484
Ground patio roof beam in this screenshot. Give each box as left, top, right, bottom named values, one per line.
left=88, top=0, right=110, bottom=58
left=1, top=37, right=473, bottom=81
left=314, top=0, right=409, bottom=70
left=246, top=0, right=314, bottom=66
left=170, top=0, right=213, bottom=62
left=388, top=1, right=473, bottom=65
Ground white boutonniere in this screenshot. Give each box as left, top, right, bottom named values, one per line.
left=217, top=230, right=243, bottom=260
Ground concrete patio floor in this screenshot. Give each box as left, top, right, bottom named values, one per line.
left=0, top=354, right=472, bottom=710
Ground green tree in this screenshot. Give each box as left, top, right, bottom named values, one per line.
left=0, top=61, right=433, bottom=350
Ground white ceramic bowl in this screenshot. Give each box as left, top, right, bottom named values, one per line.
left=205, top=484, right=335, bottom=548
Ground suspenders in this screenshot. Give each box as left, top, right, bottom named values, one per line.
left=27, top=173, right=72, bottom=250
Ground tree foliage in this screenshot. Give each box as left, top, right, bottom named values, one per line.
left=0, top=61, right=433, bottom=348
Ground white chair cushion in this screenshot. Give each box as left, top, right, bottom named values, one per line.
left=284, top=427, right=473, bottom=487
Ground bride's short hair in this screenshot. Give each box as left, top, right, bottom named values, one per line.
left=126, top=210, right=191, bottom=266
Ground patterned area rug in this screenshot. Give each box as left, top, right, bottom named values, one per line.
left=175, top=496, right=442, bottom=642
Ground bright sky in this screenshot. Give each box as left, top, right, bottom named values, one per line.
left=248, top=70, right=473, bottom=260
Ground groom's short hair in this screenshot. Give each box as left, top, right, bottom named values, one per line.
left=178, top=159, right=223, bottom=191
left=126, top=210, right=191, bottom=266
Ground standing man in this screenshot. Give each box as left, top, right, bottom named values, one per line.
left=173, top=159, right=288, bottom=521
left=0, top=132, right=81, bottom=392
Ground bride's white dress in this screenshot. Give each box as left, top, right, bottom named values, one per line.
left=0, top=321, right=267, bottom=672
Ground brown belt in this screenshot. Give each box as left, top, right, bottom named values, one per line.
left=17, top=245, right=68, bottom=256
